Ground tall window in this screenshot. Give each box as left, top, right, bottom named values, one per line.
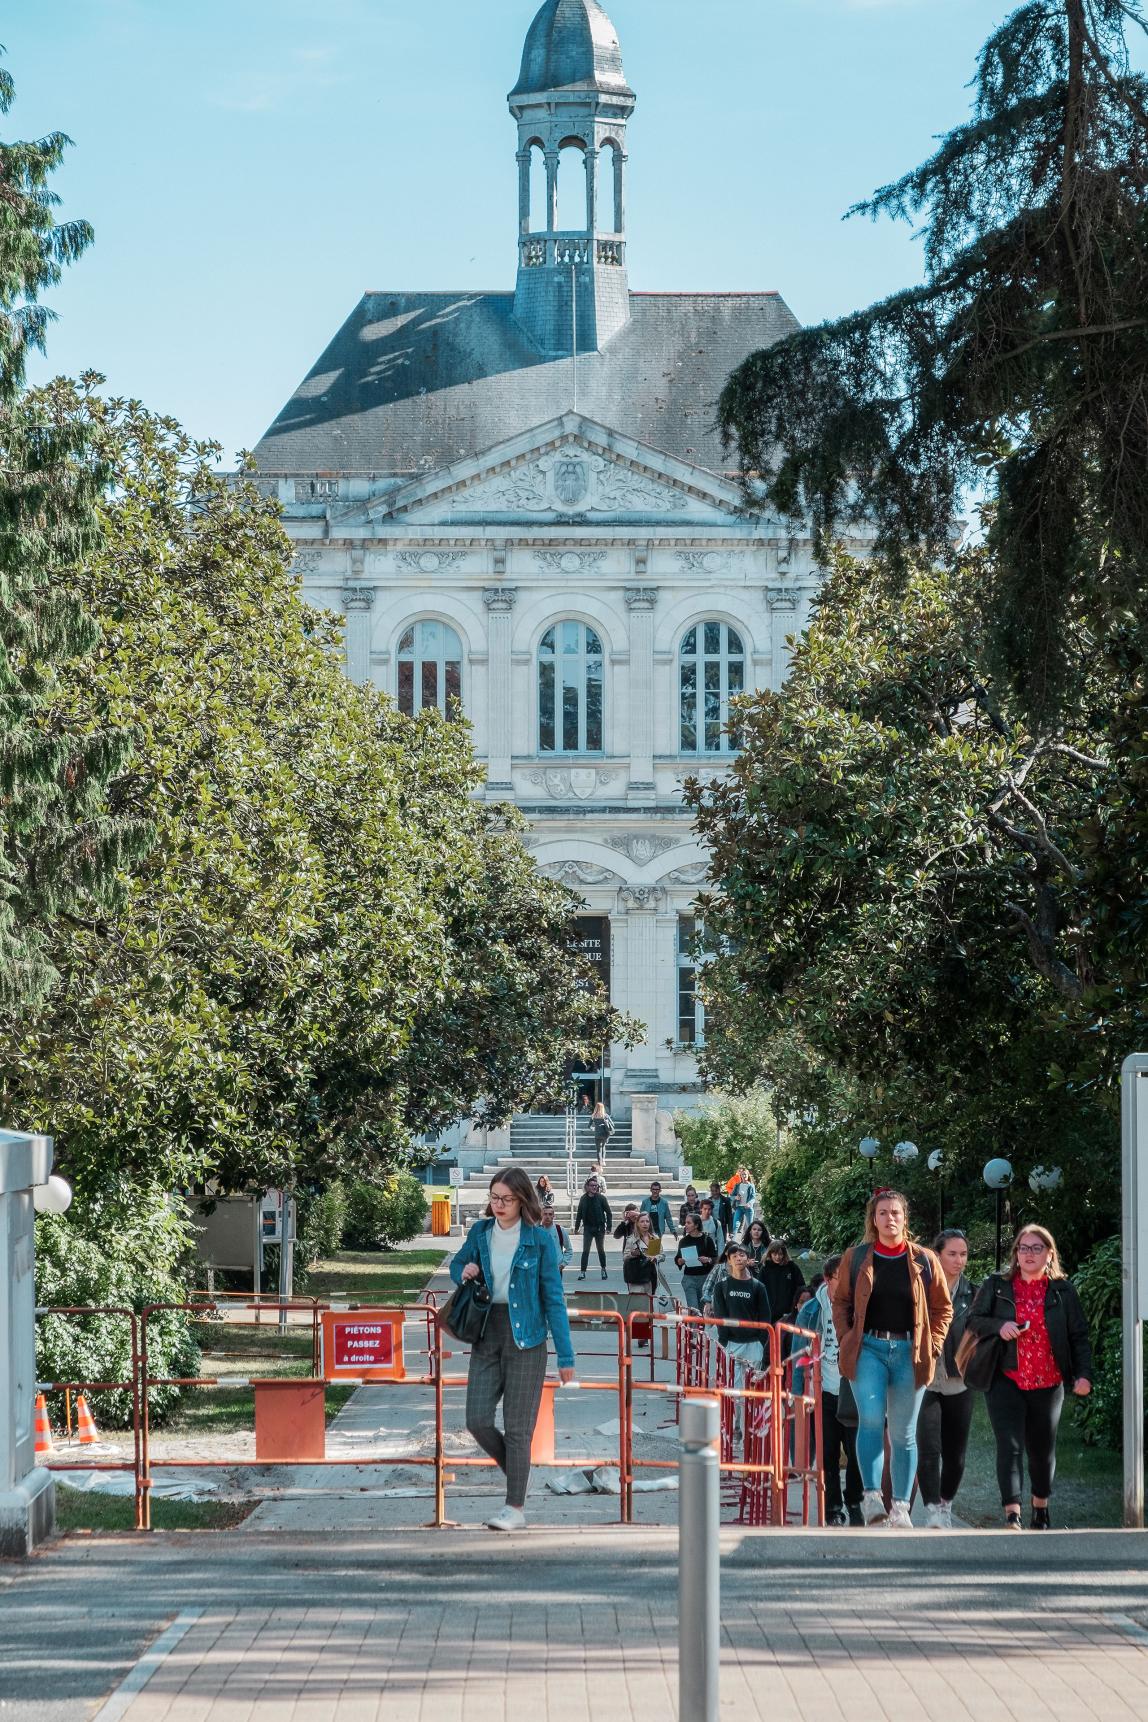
left=539, top=622, right=604, bottom=754
left=677, top=916, right=710, bottom=1048
left=680, top=622, right=745, bottom=753
left=398, top=620, right=462, bottom=717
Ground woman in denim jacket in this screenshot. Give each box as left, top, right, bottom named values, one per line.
left=451, top=1166, right=575, bottom=1532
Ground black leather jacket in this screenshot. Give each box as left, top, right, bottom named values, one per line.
left=968, top=1272, right=1093, bottom=1385
left=941, top=1273, right=976, bottom=1374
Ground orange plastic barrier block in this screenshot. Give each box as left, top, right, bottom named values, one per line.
left=253, top=1380, right=326, bottom=1462
left=531, top=1380, right=557, bottom=1464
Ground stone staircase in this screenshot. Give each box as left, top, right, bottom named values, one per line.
left=456, top=1113, right=687, bottom=1217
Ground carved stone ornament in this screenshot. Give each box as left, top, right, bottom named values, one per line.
left=765, top=587, right=798, bottom=613
left=395, top=550, right=469, bottom=573
left=619, top=884, right=668, bottom=913
left=623, top=585, right=660, bottom=611
left=665, top=863, right=709, bottom=885
left=676, top=550, right=731, bottom=575
left=605, top=834, right=679, bottom=865
left=291, top=551, right=323, bottom=576
left=527, top=768, right=618, bottom=800
left=539, top=860, right=622, bottom=887
left=482, top=586, right=518, bottom=612
left=341, top=585, right=376, bottom=611
left=450, top=448, right=690, bottom=516
left=534, top=551, right=608, bottom=574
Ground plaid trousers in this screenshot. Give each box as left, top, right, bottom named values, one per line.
left=465, top=1304, right=548, bottom=1508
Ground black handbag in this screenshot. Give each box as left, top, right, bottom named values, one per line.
left=954, top=1326, right=1001, bottom=1392
left=441, top=1274, right=492, bottom=1345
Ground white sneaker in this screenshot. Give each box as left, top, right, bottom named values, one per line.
left=887, top=1500, right=913, bottom=1529
left=861, top=1489, right=887, bottom=1526
left=485, top=1504, right=526, bottom=1532
left=924, top=1502, right=946, bottom=1530
left=939, top=1500, right=954, bottom=1528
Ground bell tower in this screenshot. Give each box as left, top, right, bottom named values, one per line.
left=509, top=0, right=636, bottom=356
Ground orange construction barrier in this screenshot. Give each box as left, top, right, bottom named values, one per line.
left=33, top=1393, right=54, bottom=1459
left=75, top=1394, right=99, bottom=1445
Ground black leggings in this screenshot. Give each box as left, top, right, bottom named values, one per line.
left=580, top=1228, right=607, bottom=1272
left=821, top=1390, right=862, bottom=1515
left=985, top=1375, right=1065, bottom=1504
left=916, top=1388, right=976, bottom=1506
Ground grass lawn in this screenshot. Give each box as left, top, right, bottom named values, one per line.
left=56, top=1488, right=254, bottom=1534
left=956, top=1393, right=1124, bottom=1528
left=306, top=1247, right=449, bottom=1305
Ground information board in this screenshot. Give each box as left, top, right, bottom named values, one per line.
left=321, top=1310, right=406, bottom=1381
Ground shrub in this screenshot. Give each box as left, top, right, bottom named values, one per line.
left=35, top=1191, right=201, bottom=1428
left=674, top=1089, right=779, bottom=1186
left=342, top=1174, right=428, bottom=1250
left=297, top=1182, right=347, bottom=1266
left=1072, top=1235, right=1143, bottom=1448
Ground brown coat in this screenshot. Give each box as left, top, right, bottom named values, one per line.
left=832, top=1243, right=953, bottom=1387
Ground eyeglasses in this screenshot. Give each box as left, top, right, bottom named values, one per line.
left=1017, top=1242, right=1048, bottom=1255
left=489, top=1194, right=517, bottom=1206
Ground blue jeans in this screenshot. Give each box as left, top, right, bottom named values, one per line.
left=852, top=1334, right=927, bottom=1501
left=733, top=1205, right=753, bottom=1234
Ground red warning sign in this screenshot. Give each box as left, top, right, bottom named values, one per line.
left=321, top=1310, right=406, bottom=1381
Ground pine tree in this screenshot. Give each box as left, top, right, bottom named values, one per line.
left=720, top=0, right=1148, bottom=722
left=0, top=54, right=148, bottom=1007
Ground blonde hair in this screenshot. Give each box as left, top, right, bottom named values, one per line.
left=1003, top=1223, right=1065, bottom=1280
left=863, top=1189, right=914, bottom=1245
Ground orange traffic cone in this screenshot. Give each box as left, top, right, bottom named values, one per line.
left=75, top=1394, right=99, bottom=1446
left=33, top=1393, right=54, bottom=1459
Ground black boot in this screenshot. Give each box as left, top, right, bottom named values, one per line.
left=847, top=1504, right=865, bottom=1527
left=1031, top=1505, right=1052, bottom=1530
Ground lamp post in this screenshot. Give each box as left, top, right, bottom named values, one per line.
left=983, top=1158, right=1014, bottom=1270
left=858, top=1137, right=880, bottom=1191
left=927, top=1149, right=945, bottom=1232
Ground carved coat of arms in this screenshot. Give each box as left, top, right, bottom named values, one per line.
left=554, top=457, right=589, bottom=508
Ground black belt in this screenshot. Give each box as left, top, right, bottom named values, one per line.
left=867, top=1328, right=912, bottom=1342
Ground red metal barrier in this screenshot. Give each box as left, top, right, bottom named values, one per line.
left=34, top=1304, right=145, bottom=1529
left=777, top=1322, right=825, bottom=1527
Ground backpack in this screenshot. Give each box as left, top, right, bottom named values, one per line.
left=848, top=1242, right=933, bottom=1298
left=604, top=1115, right=616, bottom=1137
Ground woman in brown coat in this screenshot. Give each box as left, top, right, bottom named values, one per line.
left=831, top=1190, right=952, bottom=1528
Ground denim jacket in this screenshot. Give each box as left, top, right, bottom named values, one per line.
left=450, top=1218, right=575, bottom=1370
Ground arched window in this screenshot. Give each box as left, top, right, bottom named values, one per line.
left=528, top=142, right=547, bottom=233
left=680, top=622, right=745, bottom=753
left=556, top=140, right=589, bottom=232
left=398, top=620, right=462, bottom=717
left=539, top=621, right=604, bottom=754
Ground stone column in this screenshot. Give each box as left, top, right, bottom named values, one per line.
left=624, top=585, right=659, bottom=799
left=630, top=1092, right=658, bottom=1157
left=766, top=589, right=798, bottom=691
left=0, top=1130, right=55, bottom=1558
left=342, top=586, right=375, bottom=687
left=483, top=587, right=518, bottom=793
left=545, top=151, right=560, bottom=233
left=619, top=885, right=665, bottom=1090
left=585, top=148, right=599, bottom=237
left=517, top=150, right=531, bottom=233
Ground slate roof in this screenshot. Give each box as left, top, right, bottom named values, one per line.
left=511, top=0, right=633, bottom=97
left=253, top=290, right=800, bottom=478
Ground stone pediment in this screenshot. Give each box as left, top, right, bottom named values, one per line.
left=369, top=412, right=743, bottom=527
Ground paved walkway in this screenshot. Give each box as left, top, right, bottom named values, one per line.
left=3, top=1527, right=1148, bottom=1721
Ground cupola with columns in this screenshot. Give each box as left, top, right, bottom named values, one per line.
left=510, top=0, right=636, bottom=356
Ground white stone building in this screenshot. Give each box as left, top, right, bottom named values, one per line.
left=250, top=0, right=824, bottom=1120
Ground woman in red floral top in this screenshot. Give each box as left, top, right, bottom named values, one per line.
left=967, top=1225, right=1092, bottom=1529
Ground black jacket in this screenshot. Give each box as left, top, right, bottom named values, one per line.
left=708, top=1192, right=734, bottom=1235
left=575, top=1192, right=613, bottom=1232
left=712, top=1274, right=770, bottom=1347
left=968, top=1272, right=1093, bottom=1385
left=940, top=1273, right=977, bottom=1374
left=758, top=1259, right=806, bottom=1323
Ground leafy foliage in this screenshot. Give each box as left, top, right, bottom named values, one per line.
left=720, top=0, right=1148, bottom=723
left=342, top=1175, right=429, bottom=1251
left=673, top=1089, right=779, bottom=1187
left=1072, top=1235, right=1142, bottom=1445
left=35, top=1193, right=201, bottom=1427
left=0, top=59, right=147, bottom=1007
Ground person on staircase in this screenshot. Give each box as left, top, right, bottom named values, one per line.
left=574, top=1175, right=613, bottom=1280
left=591, top=1101, right=615, bottom=1157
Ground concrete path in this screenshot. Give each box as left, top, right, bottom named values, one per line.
left=4, top=1526, right=1148, bottom=1721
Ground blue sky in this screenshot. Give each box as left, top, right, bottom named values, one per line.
left=10, top=0, right=1013, bottom=460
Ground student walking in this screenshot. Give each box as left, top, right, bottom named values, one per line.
left=640, top=1181, right=677, bottom=1239
left=539, top=1205, right=573, bottom=1273
left=697, top=1198, right=723, bottom=1259
left=916, top=1228, right=978, bottom=1529
left=832, top=1190, right=953, bottom=1528
left=712, top=1239, right=771, bottom=1438
left=678, top=1185, right=703, bottom=1229
left=731, top=1168, right=758, bottom=1236
left=708, top=1180, right=734, bottom=1244
left=758, top=1240, right=806, bottom=1325
left=591, top=1101, right=614, bottom=1156
left=744, top=1219, right=772, bottom=1278
left=574, top=1176, right=613, bottom=1279
left=675, top=1213, right=718, bottom=1312
left=793, top=1254, right=863, bottom=1526
left=451, top=1168, right=575, bottom=1531
left=967, top=1224, right=1092, bottom=1529
left=535, top=1174, right=556, bottom=1211
left=622, top=1211, right=668, bottom=1300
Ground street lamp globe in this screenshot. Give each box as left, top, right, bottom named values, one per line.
left=927, top=1149, right=944, bottom=1173
left=893, top=1140, right=919, bottom=1165
left=32, top=1174, right=73, bottom=1215
left=858, top=1137, right=880, bottom=1160
left=983, top=1158, right=1014, bottom=1191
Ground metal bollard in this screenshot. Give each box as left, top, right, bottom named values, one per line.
left=679, top=1396, right=720, bottom=1722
